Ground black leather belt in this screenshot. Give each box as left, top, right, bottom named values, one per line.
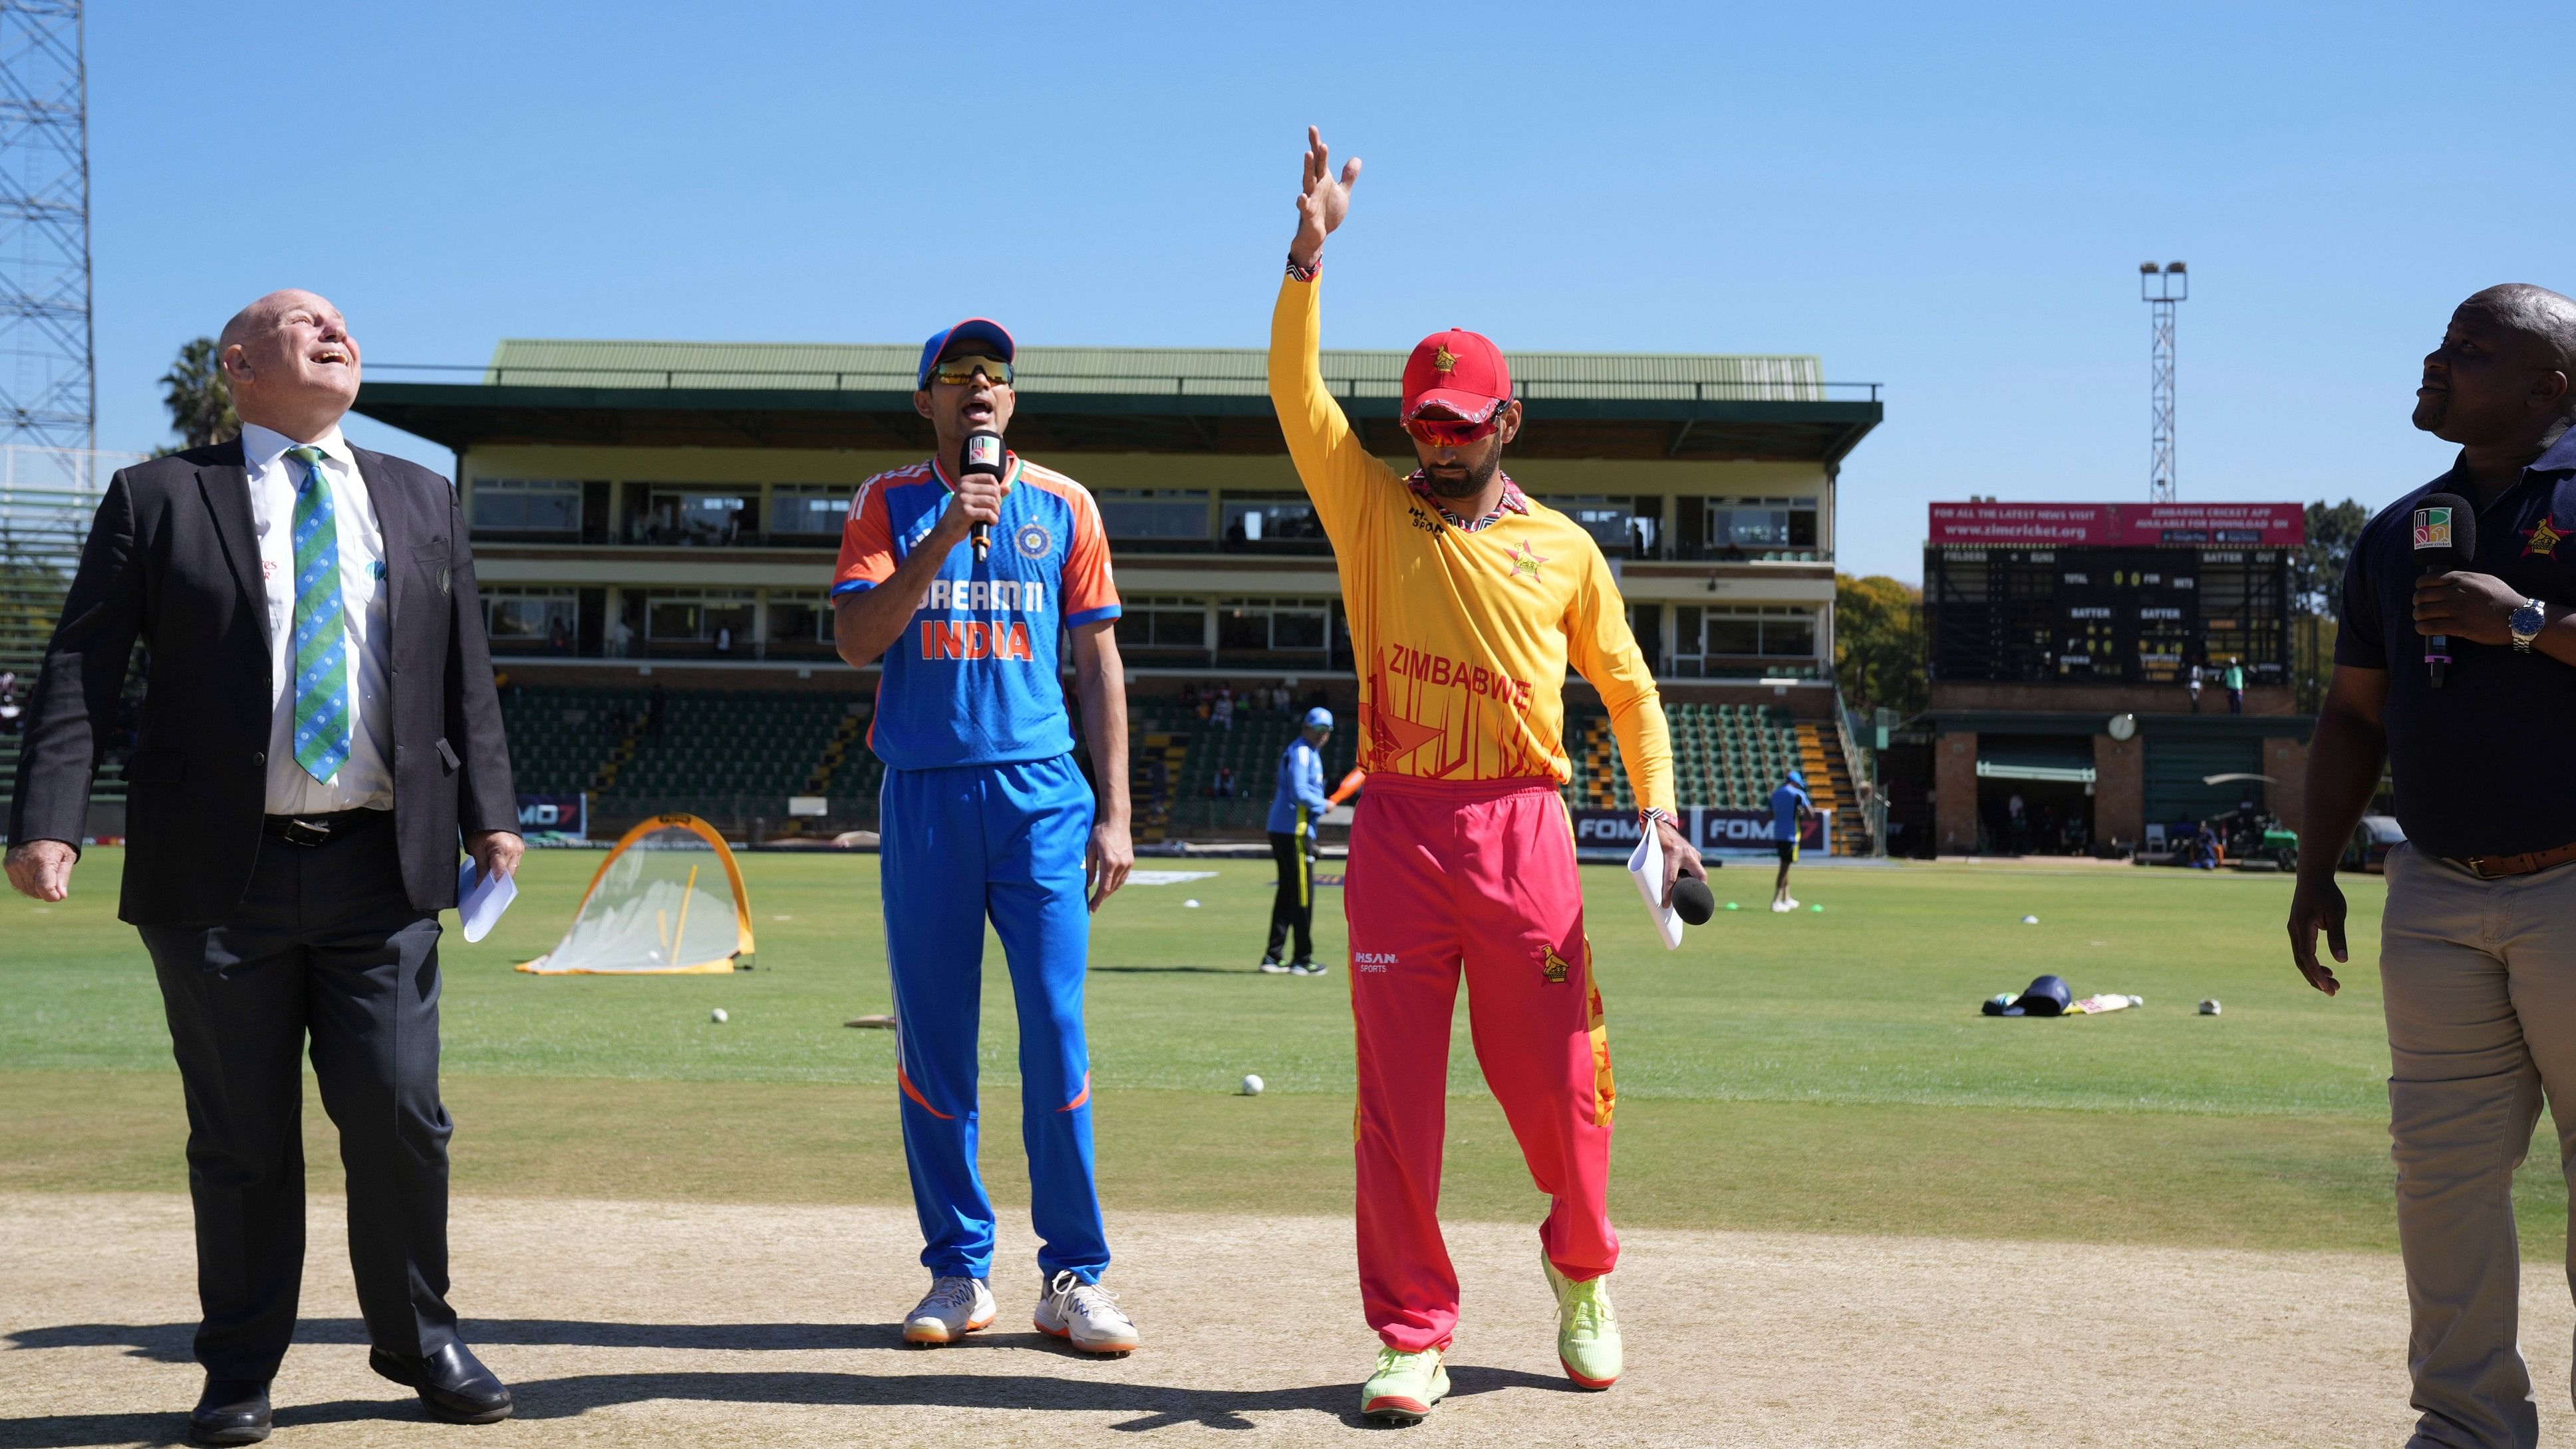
left=261, top=809, right=385, bottom=848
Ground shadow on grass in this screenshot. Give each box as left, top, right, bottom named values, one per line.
left=0, top=1359, right=1580, bottom=1441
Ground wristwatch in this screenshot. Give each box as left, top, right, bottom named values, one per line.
left=2511, top=597, right=2547, bottom=652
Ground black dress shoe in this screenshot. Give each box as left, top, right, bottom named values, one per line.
left=189, top=1376, right=272, bottom=1446
left=368, top=1341, right=513, bottom=1424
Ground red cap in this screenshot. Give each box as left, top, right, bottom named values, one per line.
left=1401, top=329, right=1512, bottom=422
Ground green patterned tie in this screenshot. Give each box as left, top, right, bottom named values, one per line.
left=285, top=446, right=352, bottom=782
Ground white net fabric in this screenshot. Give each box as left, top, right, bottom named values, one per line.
left=525, top=824, right=742, bottom=973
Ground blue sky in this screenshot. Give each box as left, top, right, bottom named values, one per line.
left=86, top=1, right=2576, bottom=583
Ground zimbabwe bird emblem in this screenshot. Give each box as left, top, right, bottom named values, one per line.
left=2525, top=513, right=2566, bottom=558
left=1539, top=944, right=1571, bottom=984
left=1433, top=344, right=1457, bottom=373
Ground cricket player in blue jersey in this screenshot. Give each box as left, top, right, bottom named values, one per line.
left=832, top=317, right=1139, bottom=1354
left=1769, top=769, right=1812, bottom=913
left=1259, top=707, right=1334, bottom=975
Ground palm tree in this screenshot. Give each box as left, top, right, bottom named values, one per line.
left=158, top=337, right=237, bottom=450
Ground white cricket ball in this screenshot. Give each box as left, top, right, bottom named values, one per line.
left=2198, top=998, right=2221, bottom=1016
left=1183, top=898, right=1201, bottom=908
left=1240, top=1073, right=1264, bottom=1096
left=2021, top=915, right=2039, bottom=925
left=710, top=1007, right=729, bottom=1024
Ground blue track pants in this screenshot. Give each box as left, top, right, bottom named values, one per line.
left=879, top=754, right=1107, bottom=1285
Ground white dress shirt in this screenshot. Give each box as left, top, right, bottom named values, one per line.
left=240, top=421, right=394, bottom=814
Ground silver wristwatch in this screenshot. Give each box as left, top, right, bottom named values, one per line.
left=2511, top=597, right=2547, bottom=652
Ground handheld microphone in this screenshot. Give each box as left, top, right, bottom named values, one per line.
left=960, top=429, right=1006, bottom=563
left=1672, top=876, right=1716, bottom=926
left=2411, top=492, right=2478, bottom=689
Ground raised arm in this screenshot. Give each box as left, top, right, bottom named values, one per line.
left=1269, top=126, right=1396, bottom=544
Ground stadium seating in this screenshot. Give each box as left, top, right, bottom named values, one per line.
left=471, top=684, right=1864, bottom=852
left=1562, top=701, right=1868, bottom=851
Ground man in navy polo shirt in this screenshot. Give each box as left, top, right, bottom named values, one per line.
left=2291, top=283, right=2576, bottom=1449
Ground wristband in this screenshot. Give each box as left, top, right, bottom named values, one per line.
left=1285, top=253, right=1321, bottom=283
left=1639, top=807, right=1675, bottom=832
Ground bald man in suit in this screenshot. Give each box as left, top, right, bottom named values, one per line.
left=6, top=290, right=521, bottom=1445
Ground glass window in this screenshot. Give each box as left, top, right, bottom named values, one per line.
left=1097, top=489, right=1211, bottom=540
left=484, top=587, right=577, bottom=647
left=1217, top=598, right=1330, bottom=654
left=1683, top=607, right=1819, bottom=670
left=766, top=591, right=833, bottom=644
left=1701, top=497, right=1822, bottom=558
left=634, top=487, right=758, bottom=546
left=1762, top=614, right=1816, bottom=657
left=1538, top=495, right=1659, bottom=555
left=470, top=479, right=581, bottom=535
left=768, top=485, right=849, bottom=538
left=1222, top=496, right=1324, bottom=544
left=1115, top=595, right=1209, bottom=650
left=1705, top=616, right=1763, bottom=655
left=644, top=590, right=756, bottom=640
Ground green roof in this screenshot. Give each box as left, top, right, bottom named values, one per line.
left=480, top=338, right=1834, bottom=405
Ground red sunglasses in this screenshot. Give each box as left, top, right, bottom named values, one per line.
left=1403, top=412, right=1504, bottom=447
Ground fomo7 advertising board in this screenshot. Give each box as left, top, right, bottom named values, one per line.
left=1569, top=807, right=1827, bottom=856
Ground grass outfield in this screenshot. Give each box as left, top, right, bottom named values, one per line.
left=3, top=847, right=2563, bottom=1253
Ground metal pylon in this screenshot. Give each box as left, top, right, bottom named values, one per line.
left=0, top=0, right=88, bottom=454
left=2141, top=262, right=2186, bottom=503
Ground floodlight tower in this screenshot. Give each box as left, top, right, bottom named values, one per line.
left=0, top=0, right=90, bottom=456
left=2140, top=261, right=2186, bottom=503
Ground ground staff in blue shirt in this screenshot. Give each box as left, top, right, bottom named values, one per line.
left=2290, top=284, right=2576, bottom=1449
left=1769, top=770, right=1811, bottom=912
left=832, top=317, right=1140, bottom=1355
left=1261, top=708, right=1334, bottom=974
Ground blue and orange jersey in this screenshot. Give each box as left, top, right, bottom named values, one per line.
left=833, top=453, right=1121, bottom=770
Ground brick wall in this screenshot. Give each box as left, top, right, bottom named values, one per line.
left=2265, top=735, right=2311, bottom=832
left=2094, top=733, right=2143, bottom=845
left=1935, top=731, right=1978, bottom=854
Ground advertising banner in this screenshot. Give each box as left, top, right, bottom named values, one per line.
left=515, top=792, right=588, bottom=841
left=1929, top=501, right=2305, bottom=548
left=1568, top=807, right=1828, bottom=856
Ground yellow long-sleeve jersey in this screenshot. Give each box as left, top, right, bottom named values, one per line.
left=1267, top=273, right=1675, bottom=817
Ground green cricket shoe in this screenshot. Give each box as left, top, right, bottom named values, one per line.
left=1360, top=1345, right=1450, bottom=1422
left=1543, top=1251, right=1623, bottom=1388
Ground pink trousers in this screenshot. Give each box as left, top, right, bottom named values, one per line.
left=1344, top=774, right=1618, bottom=1352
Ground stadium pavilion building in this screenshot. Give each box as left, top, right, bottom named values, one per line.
left=347, top=338, right=1882, bottom=846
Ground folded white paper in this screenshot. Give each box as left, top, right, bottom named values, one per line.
left=456, top=860, right=518, bottom=944
left=1626, top=831, right=1685, bottom=950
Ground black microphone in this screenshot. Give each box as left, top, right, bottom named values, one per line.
left=2410, top=492, right=2478, bottom=690
left=1672, top=876, right=1715, bottom=926
left=960, top=428, right=1006, bottom=562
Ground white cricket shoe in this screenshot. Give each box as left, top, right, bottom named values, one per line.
left=1034, top=1269, right=1139, bottom=1354
left=902, top=1275, right=995, bottom=1345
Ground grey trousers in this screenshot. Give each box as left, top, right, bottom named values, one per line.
left=2382, top=843, right=2576, bottom=1449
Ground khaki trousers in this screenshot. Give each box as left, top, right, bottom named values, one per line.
left=2382, top=843, right=2576, bottom=1449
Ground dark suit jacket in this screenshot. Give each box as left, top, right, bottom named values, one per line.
left=5, top=437, right=517, bottom=926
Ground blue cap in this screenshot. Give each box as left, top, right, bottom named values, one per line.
left=916, top=318, right=1016, bottom=389
left=1304, top=707, right=1335, bottom=729
left=1787, top=767, right=1806, bottom=784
